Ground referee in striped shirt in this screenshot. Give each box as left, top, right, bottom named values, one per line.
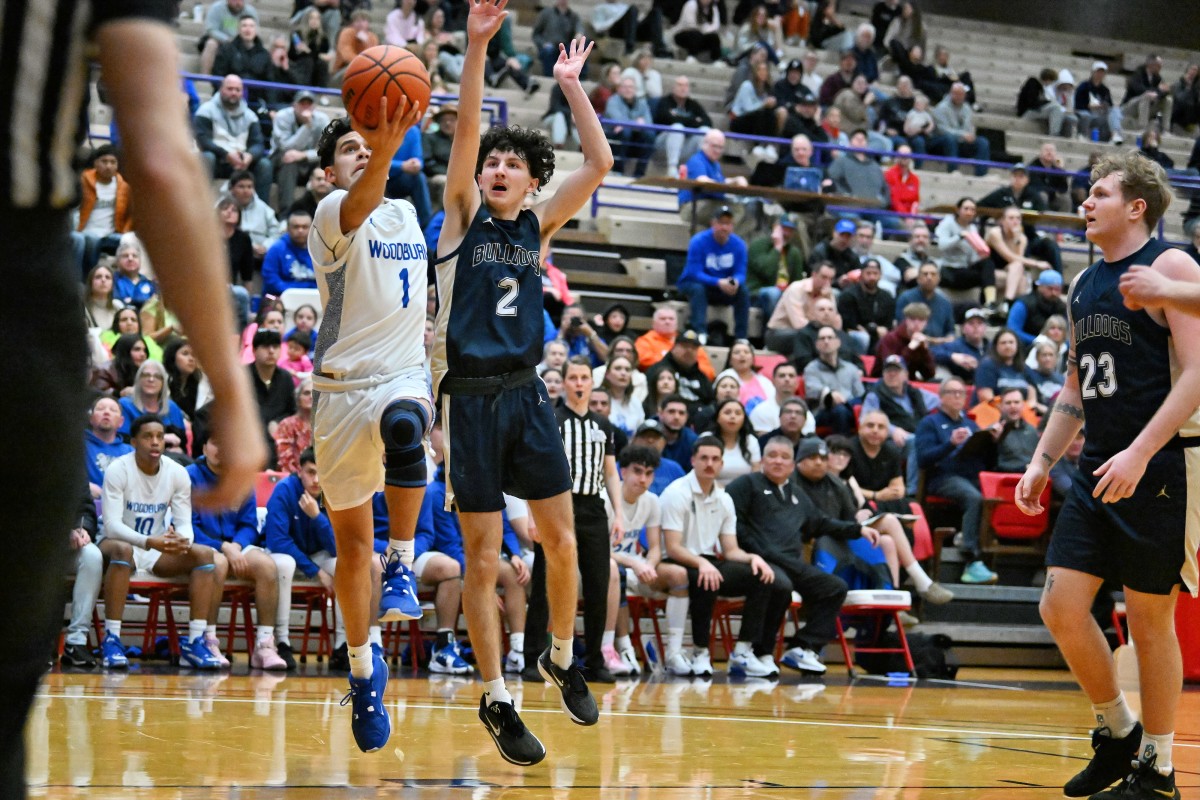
left=524, top=357, right=625, bottom=682
left=1, top=4, right=262, bottom=795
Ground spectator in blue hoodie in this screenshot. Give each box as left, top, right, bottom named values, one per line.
left=385, top=126, right=433, bottom=227
left=914, top=376, right=998, bottom=585
left=85, top=396, right=133, bottom=498
left=678, top=206, right=750, bottom=341
left=260, top=209, right=316, bottom=302
left=262, top=448, right=383, bottom=669
left=188, top=434, right=290, bottom=670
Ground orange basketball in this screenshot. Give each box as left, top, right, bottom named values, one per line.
left=341, top=45, right=431, bottom=128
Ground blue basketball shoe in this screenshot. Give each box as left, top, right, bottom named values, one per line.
left=341, top=645, right=391, bottom=752
left=180, top=634, right=222, bottom=669
left=100, top=633, right=128, bottom=669
left=379, top=553, right=422, bottom=622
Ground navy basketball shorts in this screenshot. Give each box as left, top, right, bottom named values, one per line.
left=1046, top=448, right=1197, bottom=595
left=442, top=380, right=572, bottom=513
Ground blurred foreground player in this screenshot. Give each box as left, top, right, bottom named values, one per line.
left=0, top=4, right=263, bottom=798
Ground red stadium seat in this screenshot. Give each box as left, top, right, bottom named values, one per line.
left=255, top=470, right=289, bottom=507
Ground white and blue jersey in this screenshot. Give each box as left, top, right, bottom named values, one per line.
left=100, top=452, right=193, bottom=548
left=308, top=189, right=428, bottom=387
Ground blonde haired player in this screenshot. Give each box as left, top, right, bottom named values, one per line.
left=1017, top=152, right=1200, bottom=800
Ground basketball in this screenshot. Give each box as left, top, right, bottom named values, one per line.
left=341, top=45, right=431, bottom=128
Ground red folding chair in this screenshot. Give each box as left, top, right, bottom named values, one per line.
left=978, top=471, right=1051, bottom=566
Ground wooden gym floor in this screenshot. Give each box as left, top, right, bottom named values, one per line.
left=26, top=665, right=1200, bottom=798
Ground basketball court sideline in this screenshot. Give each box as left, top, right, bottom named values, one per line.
left=25, top=667, right=1200, bottom=798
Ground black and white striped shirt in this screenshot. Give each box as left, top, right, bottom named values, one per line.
left=0, top=0, right=173, bottom=210
left=555, top=404, right=615, bottom=497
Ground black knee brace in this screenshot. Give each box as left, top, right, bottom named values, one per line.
left=381, top=399, right=429, bottom=488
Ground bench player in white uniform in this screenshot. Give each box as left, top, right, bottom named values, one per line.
left=609, top=444, right=689, bottom=676
left=308, top=98, right=431, bottom=754
left=99, top=414, right=223, bottom=670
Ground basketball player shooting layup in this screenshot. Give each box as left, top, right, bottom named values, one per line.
left=1017, top=152, right=1200, bottom=800
left=432, top=0, right=614, bottom=766
left=309, top=97, right=431, bottom=754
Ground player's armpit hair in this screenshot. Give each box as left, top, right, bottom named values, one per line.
left=1052, top=402, right=1085, bottom=421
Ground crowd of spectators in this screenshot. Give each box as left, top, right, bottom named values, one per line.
left=58, top=0, right=1200, bottom=677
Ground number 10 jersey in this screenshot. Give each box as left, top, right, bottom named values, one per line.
left=1070, top=237, right=1200, bottom=459
left=431, top=205, right=544, bottom=397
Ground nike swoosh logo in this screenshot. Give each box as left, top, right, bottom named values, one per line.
left=485, top=712, right=502, bottom=736
left=1152, top=790, right=1176, bottom=798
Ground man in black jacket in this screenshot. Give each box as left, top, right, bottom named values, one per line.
left=213, top=15, right=273, bottom=103
left=727, top=436, right=871, bottom=674
left=652, top=76, right=713, bottom=175
left=647, top=331, right=714, bottom=415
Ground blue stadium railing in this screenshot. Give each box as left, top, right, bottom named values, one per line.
left=588, top=119, right=1199, bottom=246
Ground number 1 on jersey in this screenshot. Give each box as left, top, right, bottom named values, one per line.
left=398, top=268, right=410, bottom=308
left=496, top=277, right=519, bottom=317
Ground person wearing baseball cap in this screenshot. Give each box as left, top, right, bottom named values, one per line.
left=805, top=218, right=862, bottom=279
left=932, top=308, right=990, bottom=382
left=271, top=89, right=332, bottom=210
left=630, top=419, right=687, bottom=495
left=1075, top=60, right=1123, bottom=144
left=424, top=105, right=458, bottom=206
left=676, top=206, right=750, bottom=343
left=1005, top=267, right=1066, bottom=346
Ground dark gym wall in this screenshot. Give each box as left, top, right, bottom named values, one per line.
left=915, top=0, right=1200, bottom=53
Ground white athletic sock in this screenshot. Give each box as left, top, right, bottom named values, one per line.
left=276, top=631, right=291, bottom=646
left=348, top=642, right=373, bottom=679
left=1140, top=732, right=1173, bottom=774
left=551, top=635, right=573, bottom=669
left=368, top=626, right=383, bottom=647
left=105, top=620, right=122, bottom=639
left=509, top=632, right=525, bottom=653
left=601, top=631, right=615, bottom=648
left=733, top=641, right=754, bottom=657
left=666, top=595, right=688, bottom=631
left=667, top=629, right=685, bottom=657
left=255, top=625, right=274, bottom=645
left=389, top=539, right=414, bottom=568
left=666, top=595, right=688, bottom=656
left=905, top=561, right=934, bottom=594
left=188, top=619, right=207, bottom=641
left=483, top=678, right=512, bottom=706
left=1093, top=693, right=1138, bottom=738
left=205, top=624, right=218, bottom=639
left=615, top=635, right=633, bottom=652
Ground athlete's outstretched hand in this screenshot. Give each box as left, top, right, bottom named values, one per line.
left=1015, top=463, right=1048, bottom=515
left=467, top=0, right=508, bottom=42
left=358, top=94, right=422, bottom=160
left=554, top=36, right=594, bottom=86
left=1119, top=264, right=1173, bottom=311
left=1092, top=446, right=1149, bottom=504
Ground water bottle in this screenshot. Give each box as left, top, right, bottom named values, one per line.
left=1091, top=128, right=1100, bottom=142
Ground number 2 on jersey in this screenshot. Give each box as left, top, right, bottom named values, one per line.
left=496, top=277, right=519, bottom=317
left=1080, top=352, right=1117, bottom=399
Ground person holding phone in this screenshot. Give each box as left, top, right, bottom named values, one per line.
left=558, top=303, right=609, bottom=367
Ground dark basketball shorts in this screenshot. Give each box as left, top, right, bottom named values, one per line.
left=1046, top=448, right=1199, bottom=595
left=442, top=379, right=572, bottom=513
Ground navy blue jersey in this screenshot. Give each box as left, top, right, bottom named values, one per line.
left=1070, top=237, right=1200, bottom=458
left=431, top=205, right=544, bottom=395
